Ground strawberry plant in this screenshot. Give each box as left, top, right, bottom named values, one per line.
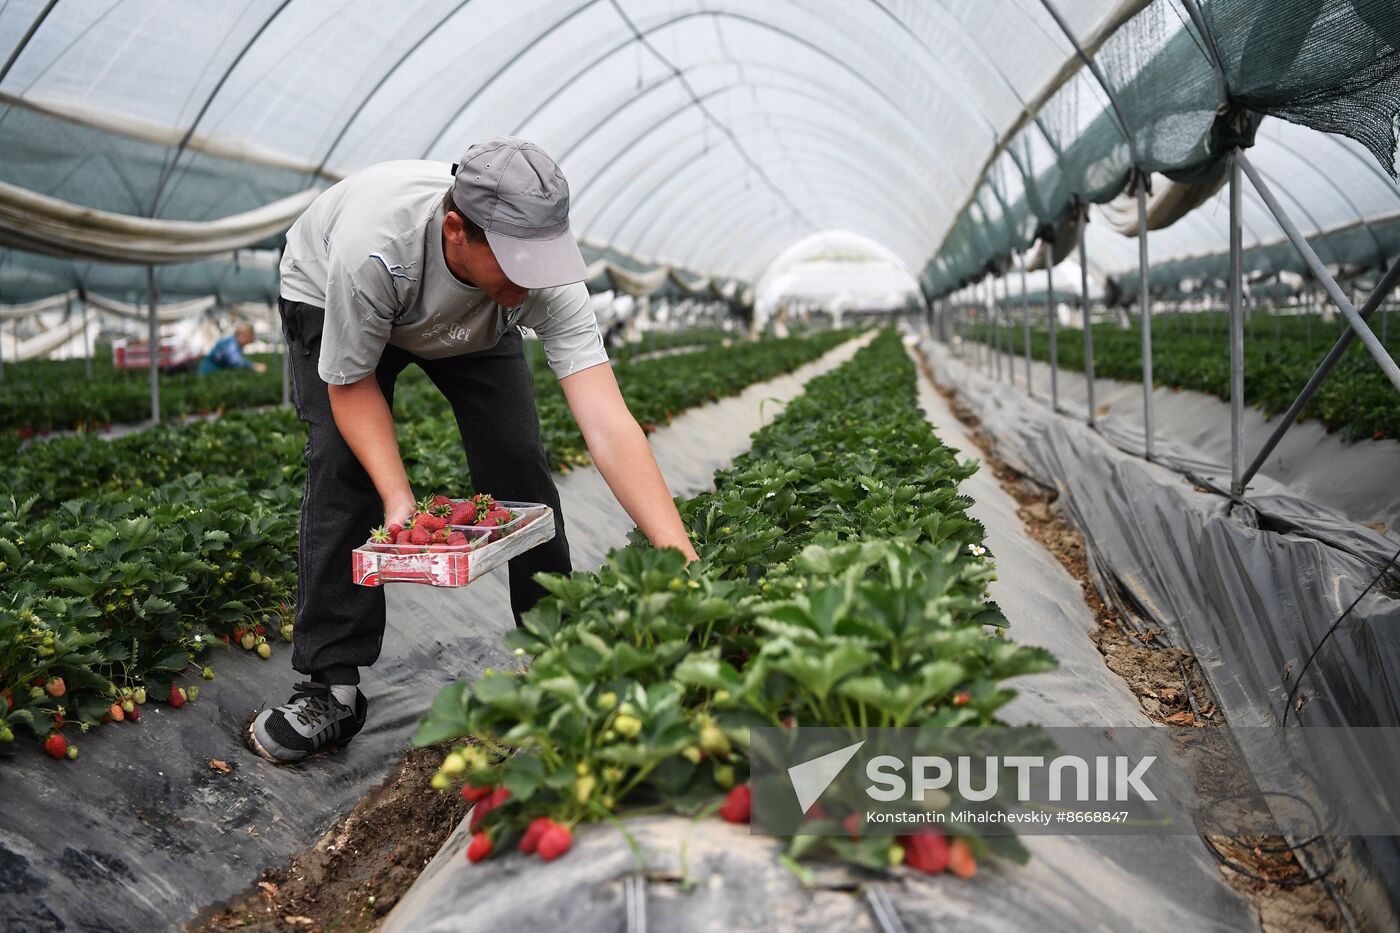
left=415, top=328, right=1055, bottom=877
left=966, top=312, right=1400, bottom=441
left=3, top=329, right=859, bottom=763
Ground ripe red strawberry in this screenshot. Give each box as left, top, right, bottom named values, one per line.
left=460, top=784, right=493, bottom=804
left=447, top=531, right=468, bottom=546
left=449, top=501, right=477, bottom=525
left=408, top=526, right=431, bottom=546
left=536, top=822, right=573, bottom=861
left=472, top=494, right=497, bottom=514
left=466, top=832, right=493, bottom=863
left=468, top=787, right=510, bottom=831
left=433, top=528, right=451, bottom=545
left=519, top=816, right=554, bottom=854
left=842, top=813, right=863, bottom=839
left=109, top=703, right=125, bottom=722
left=43, top=733, right=67, bottom=759
left=433, top=495, right=452, bottom=508
left=126, top=703, right=140, bottom=722
left=484, top=508, right=511, bottom=524
left=953, top=692, right=971, bottom=706
left=900, top=832, right=950, bottom=875
left=168, top=684, right=187, bottom=709
left=720, top=785, right=751, bottom=823
left=45, top=677, right=65, bottom=698
left=394, top=529, right=412, bottom=545
left=3, top=688, right=14, bottom=710
left=387, top=523, right=403, bottom=539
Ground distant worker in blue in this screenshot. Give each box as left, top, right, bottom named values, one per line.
left=199, top=323, right=268, bottom=375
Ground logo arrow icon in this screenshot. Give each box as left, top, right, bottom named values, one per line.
left=787, top=740, right=865, bottom=813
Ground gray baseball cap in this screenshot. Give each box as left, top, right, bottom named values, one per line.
left=450, top=136, right=588, bottom=289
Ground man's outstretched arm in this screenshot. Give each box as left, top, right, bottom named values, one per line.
left=560, top=362, right=699, bottom=562
left=327, top=376, right=417, bottom=526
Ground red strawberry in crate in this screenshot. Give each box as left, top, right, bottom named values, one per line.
left=485, top=507, right=512, bottom=525
left=387, top=523, right=403, bottom=539
left=369, top=526, right=391, bottom=545
left=408, top=526, right=431, bottom=546
left=449, top=501, right=478, bottom=525
left=472, top=493, right=497, bottom=514
left=447, top=531, right=468, bottom=546
left=432, top=495, right=452, bottom=508
left=433, top=528, right=451, bottom=545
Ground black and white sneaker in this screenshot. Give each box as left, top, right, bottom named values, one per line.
left=246, top=681, right=367, bottom=764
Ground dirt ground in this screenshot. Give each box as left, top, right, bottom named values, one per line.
left=186, top=745, right=468, bottom=933
left=915, top=350, right=1350, bottom=933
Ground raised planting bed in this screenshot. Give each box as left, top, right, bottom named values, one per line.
left=398, top=327, right=1057, bottom=912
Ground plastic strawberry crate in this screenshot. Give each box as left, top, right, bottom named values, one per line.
left=448, top=499, right=546, bottom=542
left=351, top=506, right=554, bottom=587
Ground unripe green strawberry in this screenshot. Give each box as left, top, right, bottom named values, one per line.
left=597, top=692, right=618, bottom=710
left=888, top=844, right=905, bottom=867
left=186, top=686, right=200, bottom=702
left=256, top=643, right=271, bottom=660
left=714, top=764, right=735, bottom=788
left=121, top=699, right=134, bottom=714
left=202, top=666, right=215, bottom=680
left=699, top=723, right=731, bottom=757
left=441, top=752, right=467, bottom=775
left=575, top=774, right=596, bottom=804
left=682, top=746, right=703, bottom=765
left=29, top=686, right=44, bottom=701
left=281, top=624, right=294, bottom=642
left=66, top=745, right=79, bottom=760
left=431, top=771, right=451, bottom=791
left=613, top=713, right=642, bottom=738
left=240, top=632, right=256, bottom=651
left=133, top=687, right=147, bottom=705
left=0, top=724, right=14, bottom=743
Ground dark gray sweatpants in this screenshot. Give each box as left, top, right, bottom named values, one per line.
left=279, top=298, right=572, bottom=686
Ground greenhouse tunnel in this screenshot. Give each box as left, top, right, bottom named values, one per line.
left=1, top=1, right=1398, bottom=932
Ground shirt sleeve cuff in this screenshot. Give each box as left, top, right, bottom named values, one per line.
left=550, top=350, right=611, bottom=381
left=318, top=364, right=373, bottom=385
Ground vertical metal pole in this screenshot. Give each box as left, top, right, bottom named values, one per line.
left=991, top=280, right=1002, bottom=381
left=1047, top=248, right=1059, bottom=411
left=1000, top=273, right=1013, bottom=386
left=1137, top=180, right=1155, bottom=461
left=147, top=266, right=161, bottom=425
left=1078, top=209, right=1096, bottom=427
left=1228, top=153, right=1245, bottom=498
left=1306, top=287, right=1313, bottom=343
left=1020, top=256, right=1032, bottom=396
left=81, top=296, right=93, bottom=380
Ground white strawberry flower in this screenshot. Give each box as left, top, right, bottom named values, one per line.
left=968, top=543, right=987, bottom=557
